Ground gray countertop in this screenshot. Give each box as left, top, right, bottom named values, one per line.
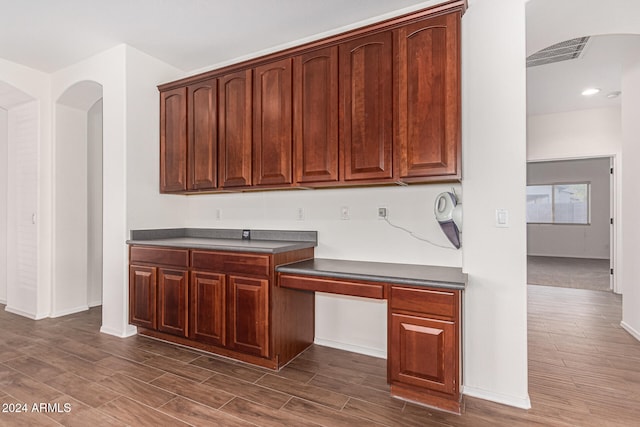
left=127, top=228, right=317, bottom=254
left=276, top=258, right=466, bottom=290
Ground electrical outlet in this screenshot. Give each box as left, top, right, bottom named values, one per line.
left=377, top=207, right=388, bottom=220
left=341, top=206, right=350, bottom=220
left=297, top=207, right=305, bottom=221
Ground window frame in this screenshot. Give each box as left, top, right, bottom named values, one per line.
left=526, top=181, right=591, bottom=225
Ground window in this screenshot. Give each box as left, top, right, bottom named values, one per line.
left=526, top=183, right=590, bottom=224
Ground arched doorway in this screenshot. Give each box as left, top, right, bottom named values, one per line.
left=53, top=81, right=103, bottom=316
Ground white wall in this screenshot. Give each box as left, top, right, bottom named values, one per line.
left=87, top=99, right=103, bottom=307
left=460, top=0, right=529, bottom=409
left=621, top=54, right=640, bottom=340
left=53, top=104, right=89, bottom=316
left=51, top=45, right=184, bottom=336
left=527, top=158, right=611, bottom=259
left=527, top=107, right=622, bottom=161
left=0, top=107, right=7, bottom=304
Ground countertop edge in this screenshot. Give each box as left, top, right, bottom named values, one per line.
left=126, top=239, right=317, bottom=254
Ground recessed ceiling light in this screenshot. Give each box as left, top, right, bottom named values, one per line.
left=606, top=91, right=621, bottom=99
left=581, top=87, right=601, bottom=96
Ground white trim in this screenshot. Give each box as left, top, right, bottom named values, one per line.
left=621, top=321, right=640, bottom=342
left=5, top=305, right=48, bottom=320
left=88, top=299, right=102, bottom=308
left=50, top=304, right=89, bottom=318
left=0, top=299, right=6, bottom=305
left=314, top=338, right=387, bottom=359
left=462, top=385, right=532, bottom=409
left=100, top=324, right=138, bottom=338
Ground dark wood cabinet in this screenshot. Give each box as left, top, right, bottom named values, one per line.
left=129, top=244, right=315, bottom=370
left=159, top=87, right=187, bottom=192
left=228, top=275, right=269, bottom=357
left=188, top=79, right=218, bottom=190
left=129, top=265, right=157, bottom=330
left=293, top=46, right=339, bottom=184
left=388, top=285, right=461, bottom=413
left=253, top=58, right=293, bottom=186
left=219, top=69, right=253, bottom=188
left=157, top=268, right=189, bottom=337
left=339, top=32, right=393, bottom=182
left=190, top=271, right=226, bottom=346
left=395, top=12, right=461, bottom=181
left=158, top=2, right=465, bottom=193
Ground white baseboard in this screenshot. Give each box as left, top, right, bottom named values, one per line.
left=100, top=324, right=138, bottom=338
left=462, top=385, right=532, bottom=409
left=88, top=299, right=102, bottom=308
left=0, top=298, right=6, bottom=305
left=4, top=305, right=49, bottom=320
left=50, top=305, right=89, bottom=318
left=621, top=321, right=640, bottom=342
left=314, top=338, right=387, bottom=359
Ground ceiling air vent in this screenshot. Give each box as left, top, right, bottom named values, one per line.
left=526, top=36, right=590, bottom=68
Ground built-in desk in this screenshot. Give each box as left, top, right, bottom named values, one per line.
left=276, top=258, right=466, bottom=414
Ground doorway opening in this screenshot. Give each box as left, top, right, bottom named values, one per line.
left=53, top=81, right=103, bottom=316
left=526, top=157, right=614, bottom=292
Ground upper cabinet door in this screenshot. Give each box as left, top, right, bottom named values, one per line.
left=395, top=12, right=461, bottom=180
left=160, top=87, right=187, bottom=192
left=188, top=79, right=218, bottom=190
left=253, top=58, right=293, bottom=186
left=340, top=32, right=393, bottom=182
left=293, top=46, right=339, bottom=184
left=219, top=69, right=253, bottom=188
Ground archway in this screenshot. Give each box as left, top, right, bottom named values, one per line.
left=53, top=80, right=103, bottom=316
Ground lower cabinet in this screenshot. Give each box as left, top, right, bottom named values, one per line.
left=129, top=265, right=157, bottom=330
left=190, top=271, right=226, bottom=346
left=228, top=275, right=269, bottom=357
left=388, top=285, right=461, bottom=413
left=157, top=268, right=189, bottom=337
left=129, top=245, right=315, bottom=370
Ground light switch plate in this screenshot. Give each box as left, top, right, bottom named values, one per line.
left=496, top=209, right=509, bottom=228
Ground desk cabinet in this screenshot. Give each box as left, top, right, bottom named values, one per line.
left=389, top=285, right=461, bottom=413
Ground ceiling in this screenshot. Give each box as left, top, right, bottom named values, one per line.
left=0, top=0, right=441, bottom=74
left=2, top=0, right=639, bottom=117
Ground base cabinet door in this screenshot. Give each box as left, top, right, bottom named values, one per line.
left=129, top=265, right=157, bottom=330
left=157, top=268, right=189, bottom=337
left=389, top=313, right=456, bottom=395
left=190, top=271, right=226, bottom=346
left=228, top=275, right=269, bottom=358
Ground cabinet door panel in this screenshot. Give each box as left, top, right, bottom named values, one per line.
left=188, top=79, right=218, bottom=190
left=390, top=313, right=456, bottom=395
left=129, top=265, right=157, bottom=329
left=340, top=32, right=393, bottom=181
left=157, top=268, right=189, bottom=337
left=254, top=58, right=293, bottom=186
left=294, top=46, right=339, bottom=183
left=219, top=70, right=252, bottom=188
left=228, top=275, right=269, bottom=358
left=160, top=87, right=187, bottom=192
left=396, top=13, right=460, bottom=179
left=190, top=271, right=226, bottom=346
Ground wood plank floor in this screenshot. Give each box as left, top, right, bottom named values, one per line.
left=1, top=285, right=639, bottom=426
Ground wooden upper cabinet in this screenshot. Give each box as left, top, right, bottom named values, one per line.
left=160, top=87, right=187, bottom=192
left=339, top=32, right=393, bottom=182
left=188, top=79, right=218, bottom=190
left=253, top=58, right=293, bottom=186
left=219, top=69, right=253, bottom=188
left=395, top=12, right=461, bottom=181
left=293, top=46, right=339, bottom=184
